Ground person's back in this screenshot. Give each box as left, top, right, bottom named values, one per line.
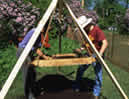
left=17, top=27, right=51, bottom=99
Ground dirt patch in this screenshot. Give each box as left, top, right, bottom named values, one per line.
left=37, top=90, right=92, bottom=99
left=32, top=74, right=95, bottom=99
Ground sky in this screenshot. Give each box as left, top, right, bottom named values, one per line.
left=118, top=0, right=129, bottom=7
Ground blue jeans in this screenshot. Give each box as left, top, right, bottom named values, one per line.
left=76, top=62, right=102, bottom=96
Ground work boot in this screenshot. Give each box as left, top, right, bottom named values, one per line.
left=91, top=94, right=99, bottom=99
left=72, top=81, right=81, bottom=92
left=28, top=91, right=36, bottom=99
left=93, top=96, right=99, bottom=99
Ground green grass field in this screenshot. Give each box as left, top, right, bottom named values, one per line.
left=0, top=37, right=129, bottom=99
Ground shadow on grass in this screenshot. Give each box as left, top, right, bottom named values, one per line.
left=32, top=74, right=95, bottom=99
left=5, top=74, right=108, bottom=99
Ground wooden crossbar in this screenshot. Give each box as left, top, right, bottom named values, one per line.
left=52, top=53, right=78, bottom=58
left=32, top=57, right=96, bottom=67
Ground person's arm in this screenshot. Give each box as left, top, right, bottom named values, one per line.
left=36, top=48, right=51, bottom=59
left=99, top=39, right=108, bottom=56
left=73, top=46, right=86, bottom=54
left=96, top=27, right=108, bottom=56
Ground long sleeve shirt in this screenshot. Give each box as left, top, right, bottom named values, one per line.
left=18, top=28, right=41, bottom=50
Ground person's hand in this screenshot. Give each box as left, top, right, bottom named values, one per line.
left=99, top=53, right=103, bottom=57
left=91, top=53, right=96, bottom=67
left=42, top=55, right=52, bottom=60
left=92, top=53, right=96, bottom=58
left=92, top=53, right=103, bottom=58
left=73, top=48, right=81, bottom=54
left=46, top=56, right=52, bottom=60
left=36, top=49, right=43, bottom=56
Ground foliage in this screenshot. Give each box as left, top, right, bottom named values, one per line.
left=97, top=18, right=107, bottom=29
left=24, top=0, right=51, bottom=15
left=0, top=43, right=17, bottom=86
left=45, top=8, right=68, bottom=39
left=95, top=0, right=124, bottom=23
left=114, top=8, right=129, bottom=35
left=68, top=0, right=99, bottom=25
left=123, top=8, right=129, bottom=33
left=0, top=21, right=12, bottom=42
left=124, top=9, right=129, bottom=24
left=93, top=0, right=129, bottom=35
left=0, top=0, right=40, bottom=42
left=40, top=37, right=81, bottom=56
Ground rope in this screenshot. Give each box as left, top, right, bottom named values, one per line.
left=35, top=10, right=55, bottom=62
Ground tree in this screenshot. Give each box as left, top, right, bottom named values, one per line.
left=68, top=0, right=99, bottom=25
left=123, top=8, right=129, bottom=34
left=94, top=0, right=126, bottom=30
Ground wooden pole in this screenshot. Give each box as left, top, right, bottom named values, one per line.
left=111, top=32, right=114, bottom=57
left=0, top=0, right=58, bottom=99
left=58, top=0, right=63, bottom=20
left=59, top=25, right=62, bottom=53
left=81, top=0, right=84, bottom=8
left=32, top=57, right=96, bottom=67
left=58, top=0, right=63, bottom=53
left=64, top=1, right=128, bottom=99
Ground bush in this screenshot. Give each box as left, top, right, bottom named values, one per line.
left=0, top=0, right=40, bottom=42
left=123, top=9, right=129, bottom=34
left=115, top=9, right=129, bottom=35
left=68, top=0, right=99, bottom=25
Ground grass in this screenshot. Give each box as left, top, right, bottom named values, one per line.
left=102, top=60, right=129, bottom=98
left=0, top=37, right=129, bottom=99
left=0, top=43, right=17, bottom=86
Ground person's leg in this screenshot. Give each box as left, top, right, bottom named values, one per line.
left=93, top=62, right=102, bottom=97
left=23, top=64, right=36, bottom=98
left=16, top=48, right=36, bottom=98
left=76, top=64, right=90, bottom=81
left=74, top=64, right=90, bottom=91
left=25, top=64, right=36, bottom=99
left=22, top=61, right=30, bottom=97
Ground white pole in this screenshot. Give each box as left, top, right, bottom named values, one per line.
left=64, top=1, right=128, bottom=99
left=0, top=0, right=58, bottom=98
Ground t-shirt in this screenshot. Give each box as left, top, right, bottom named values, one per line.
left=18, top=28, right=41, bottom=50
left=85, top=26, right=106, bottom=51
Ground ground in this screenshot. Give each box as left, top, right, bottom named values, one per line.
left=33, top=74, right=95, bottom=99
left=37, top=90, right=92, bottom=99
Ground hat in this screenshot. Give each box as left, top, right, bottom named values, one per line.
left=77, top=16, right=92, bottom=28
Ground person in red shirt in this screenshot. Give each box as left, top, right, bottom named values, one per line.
left=74, top=16, right=108, bottom=99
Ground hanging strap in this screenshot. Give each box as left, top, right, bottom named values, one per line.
left=36, top=10, right=55, bottom=61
